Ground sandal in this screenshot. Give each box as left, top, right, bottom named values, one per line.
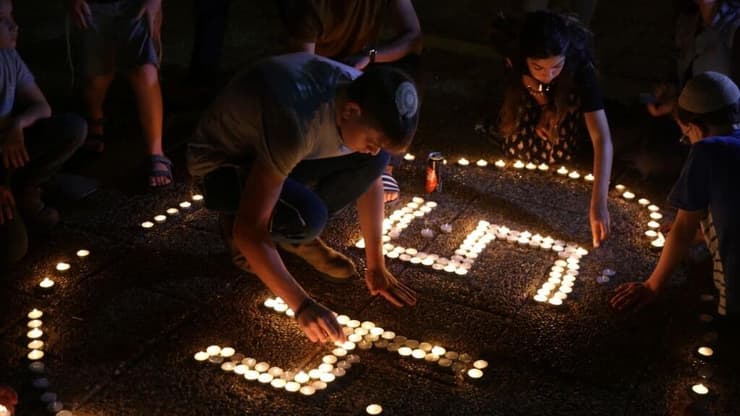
left=381, top=171, right=400, bottom=205
left=148, top=154, right=174, bottom=189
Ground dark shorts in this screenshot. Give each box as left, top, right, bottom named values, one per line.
left=80, top=0, right=160, bottom=76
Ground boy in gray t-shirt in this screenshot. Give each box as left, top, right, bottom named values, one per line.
left=0, top=0, right=86, bottom=263
left=188, top=53, right=420, bottom=343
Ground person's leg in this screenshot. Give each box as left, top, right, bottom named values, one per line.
left=128, top=63, right=169, bottom=187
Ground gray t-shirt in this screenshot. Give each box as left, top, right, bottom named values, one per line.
left=0, top=49, right=35, bottom=130
left=187, top=53, right=361, bottom=178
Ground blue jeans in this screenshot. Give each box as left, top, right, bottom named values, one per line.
left=204, top=151, right=389, bottom=244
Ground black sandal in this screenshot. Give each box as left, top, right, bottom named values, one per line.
left=148, top=154, right=174, bottom=189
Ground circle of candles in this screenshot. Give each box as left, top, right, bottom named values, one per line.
left=154, top=214, right=167, bottom=223
left=457, top=158, right=470, bottom=166
left=179, top=201, right=192, bottom=209
left=476, top=159, right=488, bottom=167
left=697, top=347, right=714, bottom=357
left=28, top=319, right=42, bottom=329
left=495, top=160, right=506, bottom=168
left=366, top=404, right=383, bottom=415
left=404, top=153, right=415, bottom=161
left=691, top=384, right=709, bottom=395
left=27, top=350, right=44, bottom=360
left=166, top=208, right=179, bottom=215
left=141, top=221, right=154, bottom=229
left=56, top=262, right=71, bottom=272
left=29, top=361, right=45, bottom=373
left=76, top=249, right=90, bottom=258
left=28, top=340, right=44, bottom=349
left=28, top=309, right=43, bottom=319
left=39, top=277, right=55, bottom=289
left=622, top=191, right=635, bottom=200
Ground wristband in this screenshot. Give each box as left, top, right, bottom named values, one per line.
left=294, top=298, right=314, bottom=319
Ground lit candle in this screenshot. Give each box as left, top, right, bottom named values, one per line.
left=638, top=198, right=650, bottom=206
left=366, top=404, right=383, bottom=415
left=220, top=362, right=235, bottom=372
left=473, top=359, right=488, bottom=369
left=194, top=351, right=209, bottom=361
left=691, top=384, right=709, bottom=395
left=584, top=173, right=594, bottom=181
left=457, top=158, right=470, bottom=166
left=534, top=294, right=548, bottom=302
left=258, top=373, right=273, bottom=384
left=28, top=309, right=43, bottom=319
left=285, top=381, right=301, bottom=392
left=404, top=153, right=415, bottom=161
left=615, top=184, right=626, bottom=192
left=697, top=347, right=714, bottom=357
left=28, top=340, right=43, bottom=349
left=421, top=228, right=434, bottom=238
left=76, top=249, right=90, bottom=258
left=220, top=347, right=235, bottom=358
left=166, top=208, right=179, bottom=215
left=245, top=370, right=259, bottom=380
left=154, top=214, right=167, bottom=223
left=537, top=163, right=549, bottom=171
left=495, top=160, right=506, bottom=168
left=179, top=201, right=192, bottom=209
left=206, top=345, right=221, bottom=356
left=645, top=230, right=658, bottom=238
left=55, top=262, right=70, bottom=272
left=650, top=212, right=663, bottom=220
left=568, top=171, right=580, bottom=179
left=467, top=368, right=483, bottom=379
left=27, top=328, right=43, bottom=339
left=524, top=162, right=537, bottom=170
left=622, top=191, right=635, bottom=200
left=192, top=194, right=204, bottom=201
left=270, top=378, right=287, bottom=389
left=557, top=166, right=568, bottom=175
left=254, top=362, right=270, bottom=372
left=647, top=221, right=660, bottom=229
left=476, top=159, right=488, bottom=167
left=141, top=221, right=154, bottom=229
left=27, top=349, right=44, bottom=360
left=29, top=361, right=45, bottom=373
left=39, top=277, right=55, bottom=290
left=27, top=319, right=42, bottom=329
left=513, top=160, right=525, bottom=169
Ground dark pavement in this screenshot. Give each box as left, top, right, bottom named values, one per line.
left=2, top=1, right=739, bottom=415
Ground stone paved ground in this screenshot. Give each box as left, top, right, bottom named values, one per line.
left=2, top=1, right=740, bottom=415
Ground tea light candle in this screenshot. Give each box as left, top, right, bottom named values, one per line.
left=141, top=221, right=154, bottom=229
left=76, top=249, right=90, bottom=258
left=568, top=171, right=580, bottom=179
left=27, top=328, right=43, bottom=339
left=27, top=349, right=44, bottom=360
left=421, top=228, right=434, bottom=238
left=39, top=277, right=55, bottom=289
left=584, top=173, right=594, bottom=181
left=299, top=385, right=316, bottom=396
left=638, top=198, right=650, bottom=206
left=245, top=370, right=259, bottom=380
left=332, top=347, right=348, bottom=357
left=513, top=160, right=525, bottom=169
left=258, top=373, right=273, bottom=384
left=192, top=194, right=204, bottom=201
left=495, top=160, right=506, bottom=168
left=525, top=162, right=537, bottom=170
left=194, top=351, right=209, bottom=361
left=691, top=384, right=709, bottom=395
left=615, top=184, right=626, bottom=192
left=220, top=362, right=235, bottom=372
left=398, top=346, right=412, bottom=357
left=366, top=404, right=383, bottom=415
left=28, top=340, right=43, bottom=349
left=28, top=309, right=43, bottom=319
left=220, top=347, right=235, bottom=358
left=538, top=163, right=549, bottom=171
left=622, top=191, right=635, bottom=200
left=179, top=201, right=192, bottom=209
left=647, top=221, right=660, bottom=229
left=154, top=214, right=167, bottom=223
left=476, top=159, right=488, bottom=167
left=404, top=153, right=415, bottom=161
left=557, top=166, right=568, bottom=175
left=473, top=359, right=488, bottom=369
left=697, top=347, right=714, bottom=357
left=467, top=368, right=483, bottom=379
left=645, top=230, right=658, bottom=238
left=548, top=297, right=563, bottom=305
left=457, top=158, right=470, bottom=166
left=29, top=361, right=45, bottom=373
left=649, top=212, right=663, bottom=220
left=27, top=319, right=42, bottom=329
left=534, top=294, right=548, bottom=302
left=255, top=362, right=270, bottom=372
left=55, top=262, right=70, bottom=272
left=648, top=204, right=660, bottom=212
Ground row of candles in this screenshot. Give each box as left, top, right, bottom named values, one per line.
left=140, top=194, right=204, bottom=229
left=27, top=254, right=81, bottom=415
left=195, top=296, right=487, bottom=403
left=688, top=293, right=722, bottom=399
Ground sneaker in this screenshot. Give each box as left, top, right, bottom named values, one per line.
left=279, top=238, right=357, bottom=282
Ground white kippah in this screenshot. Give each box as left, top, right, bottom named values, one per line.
left=678, top=71, right=740, bottom=114
left=395, top=81, right=418, bottom=119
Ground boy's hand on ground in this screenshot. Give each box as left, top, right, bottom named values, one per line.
left=295, top=300, right=346, bottom=344
left=1, top=127, right=29, bottom=169
left=0, top=185, right=16, bottom=225
left=610, top=282, right=657, bottom=312
left=589, top=203, right=610, bottom=248
left=69, top=0, right=91, bottom=29
left=365, top=267, right=416, bottom=307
